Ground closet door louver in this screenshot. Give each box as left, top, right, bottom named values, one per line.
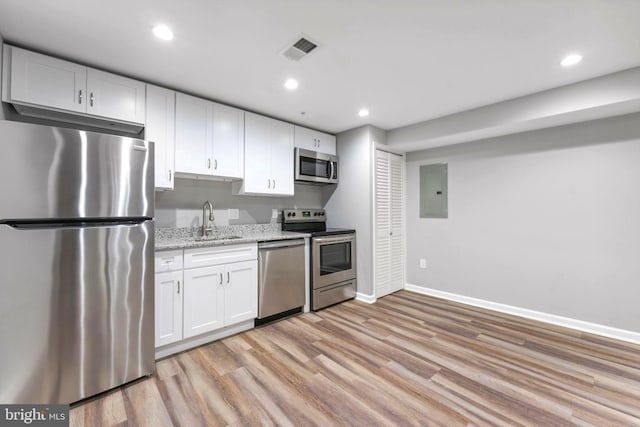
left=375, top=149, right=404, bottom=298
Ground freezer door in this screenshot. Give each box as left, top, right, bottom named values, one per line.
left=0, top=121, right=153, bottom=220
left=0, top=220, right=154, bottom=404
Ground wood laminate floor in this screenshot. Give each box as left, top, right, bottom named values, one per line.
left=70, top=291, right=640, bottom=426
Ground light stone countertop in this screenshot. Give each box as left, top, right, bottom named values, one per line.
left=155, top=224, right=310, bottom=251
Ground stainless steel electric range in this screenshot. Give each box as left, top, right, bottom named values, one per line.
left=282, top=209, right=357, bottom=310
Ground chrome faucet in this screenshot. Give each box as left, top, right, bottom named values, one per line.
left=201, top=201, right=214, bottom=237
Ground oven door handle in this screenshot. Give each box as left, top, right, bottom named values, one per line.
left=313, top=235, right=354, bottom=244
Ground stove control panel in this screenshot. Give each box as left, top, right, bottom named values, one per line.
left=283, top=208, right=326, bottom=223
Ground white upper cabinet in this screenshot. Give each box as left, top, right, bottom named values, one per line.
left=146, top=85, right=176, bottom=190
left=174, top=93, right=244, bottom=179
left=294, top=125, right=336, bottom=155
left=175, top=93, right=211, bottom=175
left=270, top=119, right=295, bottom=196
left=2, top=45, right=146, bottom=126
left=235, top=112, right=294, bottom=196
left=6, top=46, right=86, bottom=113
left=86, top=68, right=146, bottom=124
left=211, top=103, right=244, bottom=179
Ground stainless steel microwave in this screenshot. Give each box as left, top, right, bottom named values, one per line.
left=295, top=148, right=339, bottom=184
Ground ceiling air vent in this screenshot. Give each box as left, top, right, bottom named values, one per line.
left=280, top=35, right=318, bottom=61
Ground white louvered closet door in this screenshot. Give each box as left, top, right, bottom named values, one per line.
left=375, top=149, right=404, bottom=298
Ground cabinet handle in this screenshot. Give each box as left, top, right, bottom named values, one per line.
left=267, top=178, right=271, bottom=189
left=214, top=159, right=218, bottom=170
left=177, top=280, right=180, bottom=294
left=273, top=179, right=276, bottom=189
left=208, top=159, right=211, bottom=169
left=219, top=273, right=223, bottom=285
left=78, top=90, right=83, bottom=104
left=169, top=170, right=172, bottom=181
left=227, top=272, right=230, bottom=283
left=90, top=92, right=94, bottom=107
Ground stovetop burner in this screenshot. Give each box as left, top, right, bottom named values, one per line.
left=282, top=209, right=355, bottom=236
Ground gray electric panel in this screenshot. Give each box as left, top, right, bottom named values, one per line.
left=420, top=163, right=448, bottom=218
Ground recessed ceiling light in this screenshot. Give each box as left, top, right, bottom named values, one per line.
left=561, top=53, right=582, bottom=67
left=284, top=78, right=299, bottom=90
left=152, top=24, right=174, bottom=41
left=358, top=108, right=369, bottom=117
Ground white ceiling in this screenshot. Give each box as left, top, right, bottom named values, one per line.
left=0, top=0, right=639, bottom=134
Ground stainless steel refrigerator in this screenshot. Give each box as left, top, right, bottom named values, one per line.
left=0, top=120, right=155, bottom=404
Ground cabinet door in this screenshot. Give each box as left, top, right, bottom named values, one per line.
left=212, top=103, right=244, bottom=179
left=224, top=260, right=258, bottom=325
left=270, top=119, right=295, bottom=196
left=155, top=271, right=183, bottom=347
left=86, top=68, right=146, bottom=124
left=8, top=46, right=86, bottom=113
left=293, top=126, right=317, bottom=151
left=175, top=93, right=213, bottom=175
left=294, top=126, right=336, bottom=155
left=146, top=85, right=175, bottom=190
left=243, top=112, right=272, bottom=193
left=315, top=131, right=337, bottom=155
left=183, top=265, right=225, bottom=338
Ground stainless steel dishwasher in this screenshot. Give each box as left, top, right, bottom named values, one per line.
left=257, top=239, right=306, bottom=321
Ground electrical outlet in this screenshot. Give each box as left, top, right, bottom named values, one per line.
left=272, top=209, right=279, bottom=219
left=419, top=259, right=427, bottom=269
left=228, top=209, right=239, bottom=220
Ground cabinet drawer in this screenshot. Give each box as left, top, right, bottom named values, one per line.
left=184, top=243, right=257, bottom=269
left=155, top=250, right=183, bottom=272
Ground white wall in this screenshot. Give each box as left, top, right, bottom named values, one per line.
left=406, top=113, right=640, bottom=332
left=156, top=179, right=323, bottom=228
left=323, top=126, right=375, bottom=296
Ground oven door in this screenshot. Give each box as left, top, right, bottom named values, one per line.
left=312, top=234, right=356, bottom=289
left=295, top=148, right=338, bottom=184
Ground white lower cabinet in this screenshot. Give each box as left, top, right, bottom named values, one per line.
left=155, top=270, right=183, bottom=347
left=183, top=264, right=225, bottom=338
left=225, top=260, right=258, bottom=324
left=155, top=243, right=257, bottom=355
left=154, top=249, right=184, bottom=347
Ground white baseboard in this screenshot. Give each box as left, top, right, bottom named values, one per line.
left=356, top=292, right=377, bottom=304
left=404, top=283, right=640, bottom=345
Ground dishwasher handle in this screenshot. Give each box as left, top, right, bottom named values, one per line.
left=258, top=239, right=305, bottom=250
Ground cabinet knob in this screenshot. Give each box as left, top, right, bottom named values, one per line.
left=90, top=92, right=94, bottom=107
left=78, top=90, right=83, bottom=104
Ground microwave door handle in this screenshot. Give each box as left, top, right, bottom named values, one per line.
left=330, top=161, right=335, bottom=180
